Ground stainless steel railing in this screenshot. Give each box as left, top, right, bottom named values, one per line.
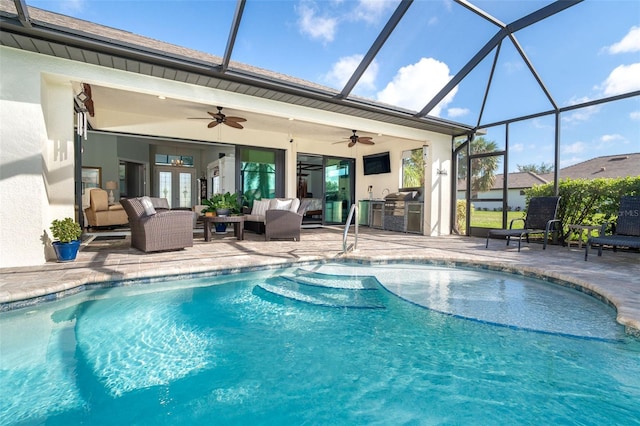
left=343, top=204, right=358, bottom=254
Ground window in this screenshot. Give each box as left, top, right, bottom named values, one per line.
left=401, top=148, right=424, bottom=189
left=154, top=153, right=194, bottom=167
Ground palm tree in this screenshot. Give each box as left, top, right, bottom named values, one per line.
left=402, top=148, right=425, bottom=188
left=457, top=136, right=499, bottom=194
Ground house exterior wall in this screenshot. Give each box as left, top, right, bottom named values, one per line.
left=0, top=45, right=455, bottom=267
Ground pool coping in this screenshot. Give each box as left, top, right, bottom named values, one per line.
left=2, top=255, right=638, bottom=338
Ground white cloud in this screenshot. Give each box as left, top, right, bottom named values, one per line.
left=447, top=107, right=469, bottom=118
left=510, top=143, right=525, bottom=153
left=606, top=26, right=640, bottom=54
left=376, top=57, right=457, bottom=115
left=563, top=141, right=586, bottom=154
left=352, top=0, right=395, bottom=24
left=562, top=98, right=600, bottom=124
left=324, top=54, right=378, bottom=91
left=504, top=61, right=524, bottom=74
left=57, top=0, right=85, bottom=13
left=296, top=1, right=338, bottom=43
left=600, top=134, right=625, bottom=143
left=630, top=111, right=640, bottom=121
left=601, top=63, right=640, bottom=96
left=560, top=156, right=585, bottom=169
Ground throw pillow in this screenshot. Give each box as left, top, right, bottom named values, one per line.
left=251, top=199, right=269, bottom=216
left=274, top=199, right=292, bottom=211
left=140, top=196, right=157, bottom=216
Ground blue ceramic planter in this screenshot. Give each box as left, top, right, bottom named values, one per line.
left=52, top=240, right=81, bottom=262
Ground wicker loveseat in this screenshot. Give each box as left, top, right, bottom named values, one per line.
left=244, top=198, right=305, bottom=241
left=120, top=197, right=196, bottom=252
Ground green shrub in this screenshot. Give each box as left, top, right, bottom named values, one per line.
left=525, top=176, right=640, bottom=241
left=50, top=217, right=82, bottom=243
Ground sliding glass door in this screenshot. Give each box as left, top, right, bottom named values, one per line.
left=324, top=157, right=355, bottom=225
left=238, top=147, right=285, bottom=207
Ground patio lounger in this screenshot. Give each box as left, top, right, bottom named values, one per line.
left=485, top=196, right=561, bottom=252
left=585, top=196, right=640, bottom=260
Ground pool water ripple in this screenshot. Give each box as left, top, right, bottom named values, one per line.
left=0, top=262, right=638, bottom=425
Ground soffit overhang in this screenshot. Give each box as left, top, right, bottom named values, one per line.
left=0, top=5, right=473, bottom=137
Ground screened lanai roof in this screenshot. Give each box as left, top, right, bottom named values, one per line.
left=1, top=0, right=638, bottom=168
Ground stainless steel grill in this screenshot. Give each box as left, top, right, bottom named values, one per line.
left=383, top=192, right=416, bottom=232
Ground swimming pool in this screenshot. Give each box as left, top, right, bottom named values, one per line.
left=1, top=262, right=639, bottom=424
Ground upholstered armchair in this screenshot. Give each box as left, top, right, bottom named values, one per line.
left=84, top=188, right=128, bottom=228
left=120, top=197, right=196, bottom=252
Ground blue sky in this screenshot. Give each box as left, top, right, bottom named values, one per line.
left=28, top=0, right=640, bottom=172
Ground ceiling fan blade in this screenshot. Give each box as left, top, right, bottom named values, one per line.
left=359, top=138, right=374, bottom=145
left=207, top=111, right=219, bottom=118
left=188, top=117, right=212, bottom=119
left=207, top=121, right=220, bottom=128
left=348, top=140, right=356, bottom=148
left=224, top=120, right=244, bottom=129
left=226, top=116, right=247, bottom=123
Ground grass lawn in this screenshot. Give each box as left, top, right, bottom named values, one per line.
left=470, top=210, right=525, bottom=229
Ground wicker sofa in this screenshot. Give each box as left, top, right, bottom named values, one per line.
left=244, top=198, right=305, bottom=241
left=120, top=197, right=196, bottom=252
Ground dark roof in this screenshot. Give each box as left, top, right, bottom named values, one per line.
left=457, top=153, right=639, bottom=191
left=0, top=0, right=472, bottom=136
left=557, top=153, right=640, bottom=180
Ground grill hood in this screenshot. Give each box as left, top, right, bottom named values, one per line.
left=384, top=191, right=416, bottom=201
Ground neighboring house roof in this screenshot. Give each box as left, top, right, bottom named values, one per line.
left=556, top=153, right=640, bottom=180
left=457, top=153, right=640, bottom=191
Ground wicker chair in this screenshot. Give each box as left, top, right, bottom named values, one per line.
left=485, top=196, right=561, bottom=252
left=263, top=199, right=310, bottom=242
left=120, top=197, right=195, bottom=252
left=585, top=196, right=640, bottom=260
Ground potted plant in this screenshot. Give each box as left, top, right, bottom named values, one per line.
left=202, top=192, right=241, bottom=233
left=50, top=217, right=82, bottom=262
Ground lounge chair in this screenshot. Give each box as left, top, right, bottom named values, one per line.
left=584, top=195, right=640, bottom=260
left=485, top=196, right=561, bottom=252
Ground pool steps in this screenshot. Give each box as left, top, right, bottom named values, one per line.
left=254, top=269, right=385, bottom=309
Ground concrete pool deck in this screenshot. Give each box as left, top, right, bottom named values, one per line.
left=1, top=227, right=639, bottom=335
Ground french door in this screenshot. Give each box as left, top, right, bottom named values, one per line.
left=155, top=167, right=195, bottom=208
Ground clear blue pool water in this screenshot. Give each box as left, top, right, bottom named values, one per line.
left=1, top=262, right=639, bottom=425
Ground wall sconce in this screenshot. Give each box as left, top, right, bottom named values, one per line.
left=105, top=181, right=118, bottom=204
left=437, top=168, right=448, bottom=176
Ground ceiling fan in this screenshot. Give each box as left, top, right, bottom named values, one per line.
left=189, top=106, right=247, bottom=129
left=335, top=130, right=374, bottom=147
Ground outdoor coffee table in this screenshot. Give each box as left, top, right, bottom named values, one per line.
left=204, top=215, right=245, bottom=241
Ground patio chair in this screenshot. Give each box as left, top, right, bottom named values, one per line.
left=120, top=197, right=195, bottom=252
left=584, top=195, right=640, bottom=261
left=264, top=199, right=306, bottom=241
left=485, top=196, right=561, bottom=252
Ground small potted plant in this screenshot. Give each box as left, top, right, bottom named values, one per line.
left=50, top=217, right=82, bottom=262
left=202, top=192, right=241, bottom=233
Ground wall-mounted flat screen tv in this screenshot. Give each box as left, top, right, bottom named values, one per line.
left=363, top=152, right=391, bottom=175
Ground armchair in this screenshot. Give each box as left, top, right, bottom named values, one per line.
left=265, top=209, right=303, bottom=241
left=120, top=197, right=195, bottom=252
left=84, top=188, right=128, bottom=228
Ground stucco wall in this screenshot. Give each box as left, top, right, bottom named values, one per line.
left=1, top=45, right=455, bottom=267
left=0, top=48, right=76, bottom=267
